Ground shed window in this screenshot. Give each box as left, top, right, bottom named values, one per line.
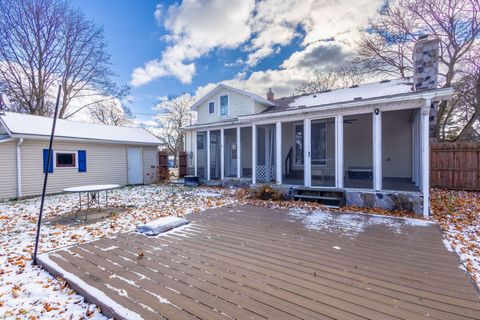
left=56, top=152, right=76, bottom=167
left=208, top=101, right=215, bottom=114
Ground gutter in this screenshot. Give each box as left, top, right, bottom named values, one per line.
left=16, top=137, right=23, bottom=198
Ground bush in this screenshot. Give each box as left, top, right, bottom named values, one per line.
left=251, top=184, right=283, bottom=201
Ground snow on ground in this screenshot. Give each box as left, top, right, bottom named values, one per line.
left=0, top=184, right=236, bottom=319
left=431, top=189, right=480, bottom=287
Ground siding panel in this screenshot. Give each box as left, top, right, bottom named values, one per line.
left=0, top=140, right=18, bottom=200
left=20, top=140, right=128, bottom=197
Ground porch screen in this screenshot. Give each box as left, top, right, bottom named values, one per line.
left=311, top=118, right=335, bottom=187
left=196, top=132, right=207, bottom=179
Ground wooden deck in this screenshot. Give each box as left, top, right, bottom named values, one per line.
left=38, top=205, right=480, bottom=319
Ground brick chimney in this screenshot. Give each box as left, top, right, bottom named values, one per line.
left=412, top=35, right=440, bottom=91
left=266, top=88, right=274, bottom=101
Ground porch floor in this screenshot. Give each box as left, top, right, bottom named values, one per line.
left=39, top=205, right=480, bottom=319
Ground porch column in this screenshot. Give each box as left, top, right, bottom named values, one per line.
left=275, top=121, right=282, bottom=185
left=206, top=130, right=211, bottom=181
left=421, top=100, right=431, bottom=218
left=303, top=118, right=311, bottom=187
left=236, top=127, right=241, bottom=178
left=335, top=115, right=344, bottom=188
left=193, top=130, right=198, bottom=176
left=220, top=128, right=225, bottom=180
left=252, top=124, right=257, bottom=185
left=373, top=110, right=382, bottom=191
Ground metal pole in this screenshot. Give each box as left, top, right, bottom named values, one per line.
left=32, top=85, right=62, bottom=265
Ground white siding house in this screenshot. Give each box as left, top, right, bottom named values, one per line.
left=183, top=38, right=453, bottom=217
left=0, top=112, right=162, bottom=201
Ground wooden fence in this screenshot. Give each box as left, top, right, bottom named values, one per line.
left=430, top=142, right=480, bottom=190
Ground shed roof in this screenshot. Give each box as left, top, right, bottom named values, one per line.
left=0, top=112, right=161, bottom=145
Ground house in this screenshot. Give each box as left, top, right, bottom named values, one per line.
left=183, top=37, right=453, bottom=217
left=0, top=112, right=162, bottom=201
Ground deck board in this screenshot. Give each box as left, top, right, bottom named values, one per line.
left=38, top=205, right=480, bottom=320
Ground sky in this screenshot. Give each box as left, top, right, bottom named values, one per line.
left=71, top=0, right=385, bottom=125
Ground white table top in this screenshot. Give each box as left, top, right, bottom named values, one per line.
left=63, top=184, right=120, bottom=193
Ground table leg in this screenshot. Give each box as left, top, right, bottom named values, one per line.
left=97, top=191, right=100, bottom=210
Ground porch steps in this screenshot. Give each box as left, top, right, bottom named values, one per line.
left=292, top=188, right=345, bottom=207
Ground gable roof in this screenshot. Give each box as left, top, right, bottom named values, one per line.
left=190, top=83, right=276, bottom=111
left=269, top=78, right=415, bottom=113
left=0, top=112, right=161, bottom=145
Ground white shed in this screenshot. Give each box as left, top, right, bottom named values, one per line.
left=0, top=112, right=161, bottom=201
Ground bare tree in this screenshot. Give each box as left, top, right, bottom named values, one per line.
left=0, top=0, right=127, bottom=118
left=0, top=0, right=65, bottom=115
left=296, top=65, right=367, bottom=95
left=357, top=0, right=480, bottom=141
left=153, top=94, right=195, bottom=166
left=89, top=102, right=132, bottom=126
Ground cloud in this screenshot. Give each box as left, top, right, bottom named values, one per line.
left=131, top=0, right=383, bottom=89
left=131, top=0, right=255, bottom=86
left=154, top=4, right=162, bottom=23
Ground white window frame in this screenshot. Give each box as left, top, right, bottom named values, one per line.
left=54, top=150, right=78, bottom=169
left=294, top=122, right=328, bottom=167
left=310, top=120, right=328, bottom=167
left=219, top=94, right=229, bottom=116
left=208, top=100, right=215, bottom=114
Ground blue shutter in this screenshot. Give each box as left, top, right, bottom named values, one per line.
left=43, top=149, right=53, bottom=173
left=78, top=150, right=87, bottom=172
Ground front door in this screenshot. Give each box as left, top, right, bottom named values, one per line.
left=127, top=148, right=143, bottom=184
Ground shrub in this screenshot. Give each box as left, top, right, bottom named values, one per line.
left=251, top=184, right=283, bottom=201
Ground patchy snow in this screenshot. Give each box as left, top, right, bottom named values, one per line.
left=430, top=189, right=480, bottom=287
left=288, top=208, right=432, bottom=237
left=0, top=184, right=236, bottom=319
left=288, top=77, right=413, bottom=109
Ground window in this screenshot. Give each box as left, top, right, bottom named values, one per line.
left=197, top=133, right=205, bottom=150
left=220, top=95, right=228, bottom=116
left=56, top=152, right=76, bottom=167
left=208, top=101, right=215, bottom=114
left=311, top=122, right=327, bottom=166
left=295, top=124, right=303, bottom=165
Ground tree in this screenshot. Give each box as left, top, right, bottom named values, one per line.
left=296, top=65, right=367, bottom=95
left=153, top=94, right=195, bottom=166
left=0, top=0, right=127, bottom=118
left=357, top=0, right=480, bottom=141
left=89, top=102, right=132, bottom=126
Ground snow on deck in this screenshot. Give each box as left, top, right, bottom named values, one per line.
left=0, top=184, right=237, bottom=319
left=36, top=205, right=480, bottom=320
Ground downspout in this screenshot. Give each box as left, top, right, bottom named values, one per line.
left=16, top=137, right=23, bottom=198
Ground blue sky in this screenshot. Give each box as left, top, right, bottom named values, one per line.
left=71, top=0, right=385, bottom=124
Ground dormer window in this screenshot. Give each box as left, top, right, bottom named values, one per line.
left=208, top=101, right=215, bottom=114
left=220, top=95, right=228, bottom=116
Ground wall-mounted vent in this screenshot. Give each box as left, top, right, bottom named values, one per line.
left=353, top=97, right=362, bottom=101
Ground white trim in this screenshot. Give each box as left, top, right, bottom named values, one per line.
left=421, top=100, right=431, bottom=218
left=236, top=127, right=241, bottom=179
left=7, top=133, right=160, bottom=146
left=208, top=100, right=215, bottom=114
left=206, top=130, right=211, bottom=181
left=275, top=121, right=282, bottom=184
left=373, top=111, right=382, bottom=191
left=219, top=94, right=229, bottom=117
left=220, top=128, right=225, bottom=180
left=252, top=124, right=257, bottom=184
left=16, top=138, right=23, bottom=197
left=53, top=150, right=78, bottom=169
left=194, top=130, right=198, bottom=176
left=335, top=115, right=344, bottom=188
left=303, top=118, right=311, bottom=187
